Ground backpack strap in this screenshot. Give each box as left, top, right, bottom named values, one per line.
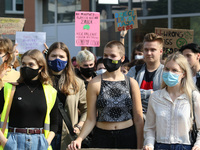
left=125, top=75, right=132, bottom=98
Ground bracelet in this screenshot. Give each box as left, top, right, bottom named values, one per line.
left=74, top=124, right=82, bottom=131
left=120, top=36, right=125, bottom=39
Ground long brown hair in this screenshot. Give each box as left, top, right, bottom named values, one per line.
left=46, top=42, right=79, bottom=95
left=18, top=49, right=52, bottom=85
left=0, top=38, right=15, bottom=70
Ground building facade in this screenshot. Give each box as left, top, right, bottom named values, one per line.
left=1, top=0, right=200, bottom=59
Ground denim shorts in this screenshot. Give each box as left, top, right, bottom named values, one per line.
left=4, top=132, right=49, bottom=150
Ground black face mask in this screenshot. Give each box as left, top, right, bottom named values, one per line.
left=21, top=67, right=40, bottom=81
left=80, top=67, right=94, bottom=78
left=103, top=58, right=122, bottom=72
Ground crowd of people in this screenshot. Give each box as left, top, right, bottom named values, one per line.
left=0, top=31, right=200, bottom=150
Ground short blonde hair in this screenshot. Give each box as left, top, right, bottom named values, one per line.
left=76, top=49, right=95, bottom=65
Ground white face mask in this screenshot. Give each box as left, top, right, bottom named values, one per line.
left=134, top=55, right=144, bottom=60
left=96, top=69, right=107, bottom=75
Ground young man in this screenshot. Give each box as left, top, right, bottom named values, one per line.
left=179, top=43, right=200, bottom=90
left=75, top=49, right=96, bottom=89
left=127, top=33, right=164, bottom=117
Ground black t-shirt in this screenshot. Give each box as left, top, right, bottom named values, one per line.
left=0, top=80, right=58, bottom=133
left=140, top=68, right=157, bottom=90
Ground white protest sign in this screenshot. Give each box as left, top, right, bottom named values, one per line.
left=15, top=32, right=46, bottom=53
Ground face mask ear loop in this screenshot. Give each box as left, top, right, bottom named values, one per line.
left=2, top=52, right=8, bottom=58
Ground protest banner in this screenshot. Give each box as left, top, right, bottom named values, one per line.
left=15, top=31, right=46, bottom=53
left=155, top=27, right=194, bottom=58
left=114, top=10, right=138, bottom=32
left=0, top=17, right=26, bottom=35
left=75, top=11, right=100, bottom=47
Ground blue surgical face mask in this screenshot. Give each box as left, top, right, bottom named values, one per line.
left=48, top=59, right=68, bottom=72
left=162, top=71, right=180, bottom=87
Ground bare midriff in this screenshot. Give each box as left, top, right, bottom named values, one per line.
left=96, top=119, right=133, bottom=130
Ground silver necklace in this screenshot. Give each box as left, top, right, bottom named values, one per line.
left=24, top=82, right=39, bottom=93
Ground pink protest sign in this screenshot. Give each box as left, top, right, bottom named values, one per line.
left=75, top=11, right=100, bottom=47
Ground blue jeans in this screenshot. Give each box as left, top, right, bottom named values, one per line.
left=51, top=134, right=61, bottom=150
left=4, top=132, right=49, bottom=150
left=155, top=143, right=192, bottom=150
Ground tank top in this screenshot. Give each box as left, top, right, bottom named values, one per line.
left=96, top=75, right=133, bottom=122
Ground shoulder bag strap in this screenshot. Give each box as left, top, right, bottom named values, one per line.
left=57, top=97, right=76, bottom=136
left=192, top=91, right=197, bottom=130
left=2, top=85, right=16, bottom=134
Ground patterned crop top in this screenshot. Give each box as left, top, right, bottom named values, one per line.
left=96, top=75, right=133, bottom=122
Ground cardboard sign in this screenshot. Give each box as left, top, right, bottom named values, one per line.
left=15, top=31, right=46, bottom=53
left=0, top=17, right=26, bottom=35
left=155, top=28, right=194, bottom=58
left=114, top=10, right=138, bottom=32
left=75, top=11, right=100, bottom=47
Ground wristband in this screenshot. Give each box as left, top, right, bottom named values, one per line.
left=120, top=36, right=125, bottom=39
left=74, top=124, right=82, bottom=131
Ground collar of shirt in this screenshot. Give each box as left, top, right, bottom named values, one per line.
left=161, top=88, right=188, bottom=103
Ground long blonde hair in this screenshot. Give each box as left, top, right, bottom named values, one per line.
left=18, top=49, right=52, bottom=85
left=46, top=42, right=79, bottom=95
left=161, top=52, right=197, bottom=101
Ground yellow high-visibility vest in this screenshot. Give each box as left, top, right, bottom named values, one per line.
left=0, top=83, right=57, bottom=150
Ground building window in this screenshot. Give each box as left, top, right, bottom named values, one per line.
left=5, top=0, right=24, bottom=14
left=43, top=0, right=81, bottom=24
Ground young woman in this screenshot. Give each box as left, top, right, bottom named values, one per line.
left=0, top=49, right=58, bottom=150
left=143, top=52, right=200, bottom=150
left=68, top=40, right=144, bottom=150
left=0, top=38, right=20, bottom=89
left=46, top=42, right=87, bottom=150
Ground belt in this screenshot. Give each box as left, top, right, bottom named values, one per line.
left=9, top=128, right=44, bottom=134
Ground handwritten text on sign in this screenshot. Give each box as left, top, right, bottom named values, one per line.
left=114, top=10, right=138, bottom=32
left=75, top=11, right=100, bottom=47
left=155, top=28, right=194, bottom=58
left=0, top=17, right=26, bottom=35
left=15, top=32, right=46, bottom=53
